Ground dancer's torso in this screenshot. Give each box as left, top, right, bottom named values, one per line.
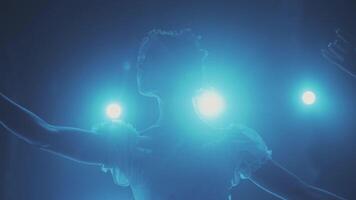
left=129, top=126, right=235, bottom=200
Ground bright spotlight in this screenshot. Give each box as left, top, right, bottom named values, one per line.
left=194, top=89, right=225, bottom=119
left=302, top=91, right=316, bottom=105
left=106, top=103, right=122, bottom=119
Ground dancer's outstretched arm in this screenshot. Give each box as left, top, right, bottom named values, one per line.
left=250, top=160, right=347, bottom=200
left=0, top=93, right=125, bottom=165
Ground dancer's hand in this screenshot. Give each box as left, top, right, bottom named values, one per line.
left=322, top=29, right=356, bottom=78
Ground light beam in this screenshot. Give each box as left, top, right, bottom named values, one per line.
left=106, top=103, right=122, bottom=119
left=302, top=91, right=316, bottom=105
left=194, top=89, right=225, bottom=119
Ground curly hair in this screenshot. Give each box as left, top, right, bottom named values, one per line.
left=137, top=29, right=208, bottom=70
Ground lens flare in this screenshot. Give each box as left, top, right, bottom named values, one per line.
left=302, top=91, right=316, bottom=105
left=106, top=103, right=122, bottom=119
left=194, top=89, right=225, bottom=118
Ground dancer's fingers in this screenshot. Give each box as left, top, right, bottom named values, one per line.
left=333, top=39, right=348, bottom=54
left=322, top=49, right=343, bottom=66
left=336, top=29, right=355, bottom=46
left=327, top=43, right=345, bottom=62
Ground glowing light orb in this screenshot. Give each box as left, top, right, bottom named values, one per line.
left=106, top=103, right=122, bottom=119
left=194, top=89, right=225, bottom=118
left=302, top=91, right=316, bottom=105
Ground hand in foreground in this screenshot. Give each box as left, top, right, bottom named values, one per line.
left=322, top=29, right=356, bottom=78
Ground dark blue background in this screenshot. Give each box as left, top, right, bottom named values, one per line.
left=0, top=0, right=355, bottom=199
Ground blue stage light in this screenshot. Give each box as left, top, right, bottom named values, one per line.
left=194, top=89, right=225, bottom=119
left=106, top=103, right=122, bottom=119
left=302, top=91, right=316, bottom=105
